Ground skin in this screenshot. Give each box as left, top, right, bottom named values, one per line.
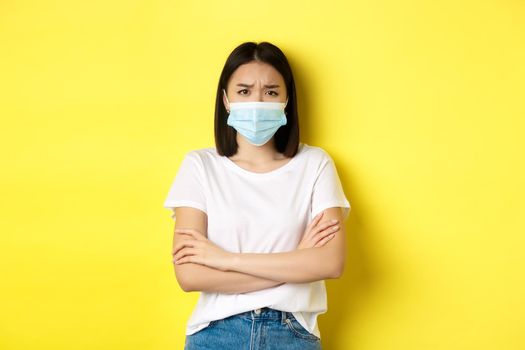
left=171, top=60, right=347, bottom=292
left=173, top=206, right=345, bottom=284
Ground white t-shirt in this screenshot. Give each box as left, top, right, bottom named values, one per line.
left=163, top=142, right=351, bottom=338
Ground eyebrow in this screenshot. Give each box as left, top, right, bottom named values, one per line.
left=236, top=83, right=281, bottom=88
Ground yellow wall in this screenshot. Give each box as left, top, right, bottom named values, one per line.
left=1, top=1, right=524, bottom=349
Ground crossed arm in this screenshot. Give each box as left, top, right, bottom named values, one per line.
left=171, top=206, right=346, bottom=294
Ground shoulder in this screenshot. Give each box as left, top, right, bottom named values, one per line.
left=300, top=143, right=333, bottom=165
left=184, top=146, right=221, bottom=167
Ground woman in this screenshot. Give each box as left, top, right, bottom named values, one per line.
left=164, top=41, right=351, bottom=350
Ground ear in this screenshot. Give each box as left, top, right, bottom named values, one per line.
left=222, top=89, right=230, bottom=112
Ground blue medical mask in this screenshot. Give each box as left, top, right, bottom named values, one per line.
left=224, top=89, right=289, bottom=146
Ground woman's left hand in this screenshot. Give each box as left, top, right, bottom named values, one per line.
left=172, top=228, right=234, bottom=272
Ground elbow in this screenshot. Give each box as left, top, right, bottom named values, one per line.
left=328, top=260, right=345, bottom=279
left=317, top=247, right=346, bottom=280
left=179, top=279, right=194, bottom=292
left=174, top=268, right=195, bottom=292
left=179, top=277, right=195, bottom=292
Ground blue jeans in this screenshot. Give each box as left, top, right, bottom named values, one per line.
left=184, top=307, right=322, bottom=350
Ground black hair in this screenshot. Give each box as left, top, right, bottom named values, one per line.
left=214, top=41, right=300, bottom=157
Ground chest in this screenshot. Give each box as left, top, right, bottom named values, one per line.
left=205, top=170, right=315, bottom=253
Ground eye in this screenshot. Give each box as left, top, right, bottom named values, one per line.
left=267, top=91, right=279, bottom=96
left=237, top=89, right=249, bottom=95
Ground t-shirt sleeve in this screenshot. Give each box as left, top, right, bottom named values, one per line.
left=163, top=152, right=207, bottom=220
left=311, top=152, right=351, bottom=221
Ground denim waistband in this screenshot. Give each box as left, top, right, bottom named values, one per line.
left=235, top=307, right=291, bottom=322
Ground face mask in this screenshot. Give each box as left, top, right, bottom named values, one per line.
left=223, top=89, right=289, bottom=146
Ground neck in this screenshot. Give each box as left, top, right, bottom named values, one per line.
left=232, top=134, right=284, bottom=162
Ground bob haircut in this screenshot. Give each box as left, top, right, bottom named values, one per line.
left=214, top=41, right=300, bottom=157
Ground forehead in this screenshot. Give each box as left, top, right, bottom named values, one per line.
left=229, top=61, right=284, bottom=84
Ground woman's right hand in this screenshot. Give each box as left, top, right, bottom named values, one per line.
left=297, top=211, right=340, bottom=249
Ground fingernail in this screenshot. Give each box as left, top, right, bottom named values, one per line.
left=331, top=219, right=338, bottom=223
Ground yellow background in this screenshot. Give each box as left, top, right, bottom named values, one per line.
left=1, top=1, right=524, bottom=349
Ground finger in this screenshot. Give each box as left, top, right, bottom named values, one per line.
left=172, top=240, right=191, bottom=254
left=314, top=219, right=339, bottom=232
left=183, top=228, right=204, bottom=236
left=188, top=228, right=204, bottom=235
left=315, top=224, right=339, bottom=243
left=177, top=230, right=203, bottom=241
left=174, top=247, right=199, bottom=261
left=314, top=236, right=332, bottom=248
left=175, top=228, right=196, bottom=236
left=173, top=247, right=197, bottom=262
left=304, top=211, right=325, bottom=238
left=313, top=225, right=340, bottom=241
left=324, top=225, right=340, bottom=234
left=309, top=211, right=324, bottom=228
left=314, top=233, right=336, bottom=247
left=174, top=256, right=192, bottom=265
left=176, top=228, right=205, bottom=240
left=173, top=240, right=194, bottom=251
left=172, top=240, right=197, bottom=255
left=312, top=223, right=333, bottom=237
